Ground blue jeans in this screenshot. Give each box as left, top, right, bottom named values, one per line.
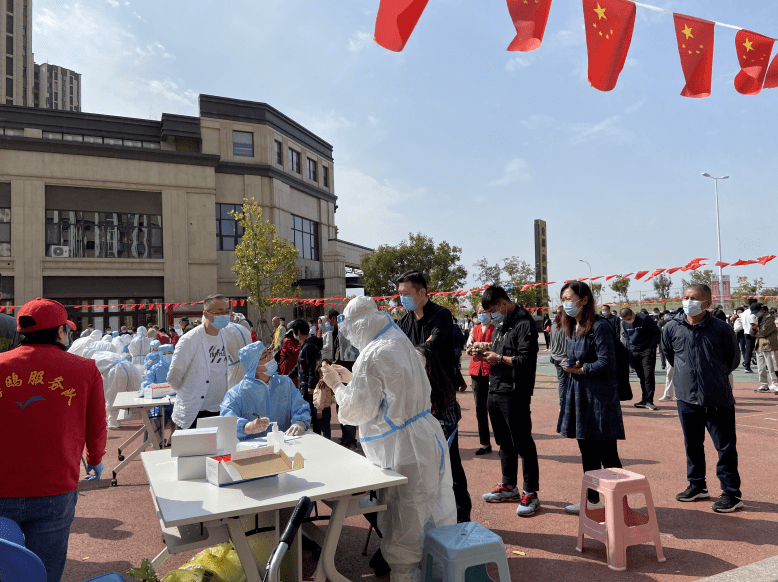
left=676, top=400, right=741, bottom=497
left=0, top=490, right=78, bottom=582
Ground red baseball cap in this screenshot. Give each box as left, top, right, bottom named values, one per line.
left=17, top=298, right=76, bottom=332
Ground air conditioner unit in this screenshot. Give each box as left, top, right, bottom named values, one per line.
left=48, top=245, right=70, bottom=257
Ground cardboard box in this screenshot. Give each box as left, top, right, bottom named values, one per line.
left=196, top=415, right=239, bottom=454
left=171, top=427, right=219, bottom=458
left=143, top=383, right=175, bottom=399
left=206, top=447, right=304, bottom=487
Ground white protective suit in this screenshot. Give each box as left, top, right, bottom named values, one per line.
left=68, top=329, right=103, bottom=357
left=112, top=333, right=132, bottom=355
left=92, top=351, right=143, bottom=428
left=324, top=297, right=456, bottom=582
left=128, top=327, right=152, bottom=365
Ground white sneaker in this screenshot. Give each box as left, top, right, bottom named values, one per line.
left=658, top=396, right=673, bottom=402
left=565, top=500, right=604, bottom=514
left=107, top=420, right=121, bottom=429
left=770, top=384, right=778, bottom=392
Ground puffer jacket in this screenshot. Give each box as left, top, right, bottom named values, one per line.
left=662, top=310, right=740, bottom=408
left=755, top=313, right=778, bottom=352
left=168, top=322, right=252, bottom=429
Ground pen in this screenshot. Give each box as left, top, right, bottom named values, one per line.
left=252, top=413, right=261, bottom=419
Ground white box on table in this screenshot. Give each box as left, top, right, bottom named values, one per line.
left=143, top=383, right=175, bottom=399
left=175, top=449, right=225, bottom=480
left=197, top=415, right=238, bottom=454
left=171, top=427, right=218, bottom=458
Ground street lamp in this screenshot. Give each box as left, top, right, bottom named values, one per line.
left=579, top=259, right=592, bottom=281
left=701, top=173, right=729, bottom=302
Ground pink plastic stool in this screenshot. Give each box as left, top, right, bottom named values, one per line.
left=575, top=468, right=665, bottom=571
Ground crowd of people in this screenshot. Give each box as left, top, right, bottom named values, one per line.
left=0, top=276, right=754, bottom=582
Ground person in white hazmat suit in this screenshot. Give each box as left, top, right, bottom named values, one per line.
left=68, top=328, right=103, bottom=357
left=129, top=326, right=152, bottom=365
left=92, top=350, right=143, bottom=429
left=321, top=296, right=456, bottom=582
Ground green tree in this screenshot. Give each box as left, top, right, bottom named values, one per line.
left=473, top=258, right=502, bottom=287
left=734, top=276, right=764, bottom=298
left=653, top=274, right=673, bottom=302
left=591, top=283, right=603, bottom=303
left=502, top=256, right=546, bottom=307
left=231, top=198, right=300, bottom=343
left=360, top=232, right=467, bottom=298
left=610, top=278, right=630, bottom=303
left=681, top=269, right=713, bottom=289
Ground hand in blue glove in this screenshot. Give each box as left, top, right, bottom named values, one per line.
left=85, top=462, right=103, bottom=482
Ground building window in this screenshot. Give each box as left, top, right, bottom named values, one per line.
left=53, top=70, right=57, bottom=81
left=69, top=85, right=73, bottom=95
left=275, top=140, right=282, bottom=165
left=21, top=45, right=24, bottom=56
left=307, top=158, right=317, bottom=182
left=83, top=135, right=102, bottom=144
left=6, top=14, right=11, bottom=34
left=0, top=208, right=9, bottom=257
left=291, top=215, right=318, bottom=261
left=22, top=25, right=24, bottom=35
left=288, top=148, right=300, bottom=174
left=7, top=0, right=13, bottom=13
left=216, top=203, right=243, bottom=251
left=323, top=166, right=329, bottom=188
left=45, top=211, right=163, bottom=259
left=54, top=91, right=58, bottom=101
left=103, top=137, right=122, bottom=145
left=22, top=65, right=25, bottom=77
left=232, top=130, right=253, bottom=157
left=5, top=55, right=10, bottom=73
left=5, top=35, right=12, bottom=55
left=5, top=78, right=11, bottom=98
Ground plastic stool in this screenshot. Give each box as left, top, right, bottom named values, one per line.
left=576, top=468, right=665, bottom=571
left=422, top=522, right=511, bottom=582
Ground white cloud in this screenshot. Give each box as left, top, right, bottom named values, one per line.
left=367, top=115, right=380, bottom=125
left=132, top=11, right=146, bottom=23
left=505, top=56, right=531, bottom=72
left=105, top=0, right=119, bottom=7
left=489, top=158, right=530, bottom=186
left=334, top=167, right=422, bottom=248
left=624, top=99, right=645, bottom=114
left=33, top=4, right=195, bottom=119
left=348, top=31, right=373, bottom=52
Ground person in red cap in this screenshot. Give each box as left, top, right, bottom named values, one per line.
left=0, top=298, right=107, bottom=582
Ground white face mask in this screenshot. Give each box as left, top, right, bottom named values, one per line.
left=683, top=299, right=704, bottom=317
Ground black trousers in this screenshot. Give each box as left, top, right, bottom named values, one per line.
left=632, top=349, right=657, bottom=404
left=487, top=390, right=539, bottom=492
left=578, top=439, right=622, bottom=502
left=677, top=400, right=741, bottom=497
left=744, top=334, right=756, bottom=370
left=448, top=431, right=472, bottom=522
left=471, top=374, right=491, bottom=447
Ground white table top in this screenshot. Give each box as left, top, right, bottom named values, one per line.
left=141, top=433, right=407, bottom=527
left=113, top=391, right=175, bottom=408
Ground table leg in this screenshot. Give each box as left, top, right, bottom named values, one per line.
left=226, top=519, right=263, bottom=582
left=117, top=425, right=144, bottom=459
left=111, top=408, right=159, bottom=484
left=314, top=496, right=354, bottom=582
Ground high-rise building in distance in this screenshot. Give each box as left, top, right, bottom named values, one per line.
left=34, top=62, right=81, bottom=111
left=1, top=0, right=34, bottom=106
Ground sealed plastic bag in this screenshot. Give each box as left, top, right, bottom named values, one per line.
left=160, top=543, right=246, bottom=582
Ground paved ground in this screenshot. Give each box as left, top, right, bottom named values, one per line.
left=63, top=354, right=778, bottom=582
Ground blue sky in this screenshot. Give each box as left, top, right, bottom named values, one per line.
left=33, top=0, right=778, bottom=303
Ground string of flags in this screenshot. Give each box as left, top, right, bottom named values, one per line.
left=373, top=0, right=778, bottom=96
left=0, top=254, right=772, bottom=314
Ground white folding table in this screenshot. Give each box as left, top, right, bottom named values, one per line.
left=111, top=392, right=175, bottom=486
left=141, top=433, right=407, bottom=582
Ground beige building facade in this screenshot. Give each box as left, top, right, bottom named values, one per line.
left=2, top=0, right=34, bottom=107
left=0, top=94, right=370, bottom=331
left=34, top=62, right=81, bottom=111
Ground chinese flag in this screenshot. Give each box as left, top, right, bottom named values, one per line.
left=582, top=0, right=636, bottom=91
left=673, top=14, right=715, bottom=98
left=505, top=0, right=554, bottom=52
left=734, top=30, right=775, bottom=96
left=764, top=53, right=778, bottom=89
left=374, top=0, right=429, bottom=52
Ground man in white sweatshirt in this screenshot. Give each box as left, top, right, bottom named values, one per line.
left=168, top=294, right=252, bottom=429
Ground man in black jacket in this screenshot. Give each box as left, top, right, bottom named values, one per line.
left=478, top=286, right=540, bottom=517
left=620, top=307, right=662, bottom=410
left=297, top=334, right=323, bottom=435
left=396, top=270, right=471, bottom=523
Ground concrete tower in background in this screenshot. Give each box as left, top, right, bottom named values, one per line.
left=1, top=0, right=34, bottom=106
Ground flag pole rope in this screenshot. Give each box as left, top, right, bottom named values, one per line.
left=630, top=1, right=742, bottom=31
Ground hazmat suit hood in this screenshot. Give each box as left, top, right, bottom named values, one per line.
left=112, top=331, right=119, bottom=338
left=342, top=296, right=399, bottom=352
left=90, top=329, right=103, bottom=341
left=102, top=334, right=112, bottom=342
left=239, top=341, right=268, bottom=378
left=92, top=351, right=143, bottom=426
left=149, top=339, right=161, bottom=352
left=112, top=334, right=132, bottom=353
left=136, top=326, right=147, bottom=336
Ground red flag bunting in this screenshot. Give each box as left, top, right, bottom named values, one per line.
left=757, top=255, right=776, bottom=265
left=764, top=52, right=778, bottom=89
left=582, top=0, right=636, bottom=92
left=605, top=275, right=618, bottom=281
left=731, top=259, right=758, bottom=266
left=374, top=0, right=429, bottom=52
left=621, top=273, right=634, bottom=280
left=734, top=30, right=775, bottom=96
left=673, top=14, right=715, bottom=98
left=715, top=261, right=729, bottom=268
left=635, top=270, right=649, bottom=280
left=505, top=0, right=554, bottom=52
left=667, top=267, right=682, bottom=274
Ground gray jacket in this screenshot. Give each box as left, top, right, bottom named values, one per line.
left=661, top=311, right=740, bottom=408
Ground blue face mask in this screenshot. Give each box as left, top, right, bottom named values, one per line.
left=478, top=314, right=491, bottom=324
left=262, top=359, right=278, bottom=376
left=400, top=295, right=417, bottom=312
left=325, top=323, right=332, bottom=332
left=564, top=302, right=581, bottom=317
left=161, top=354, right=173, bottom=365
left=211, top=315, right=231, bottom=330
left=491, top=311, right=505, bottom=323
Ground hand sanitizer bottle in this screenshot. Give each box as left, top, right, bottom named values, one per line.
left=268, top=422, right=282, bottom=452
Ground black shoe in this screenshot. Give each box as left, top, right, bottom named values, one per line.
left=634, top=402, right=648, bottom=409
left=369, top=548, right=391, bottom=577
left=755, top=386, right=771, bottom=393
left=475, top=446, right=492, bottom=456
left=744, top=369, right=754, bottom=374
left=645, top=403, right=658, bottom=411
left=712, top=493, right=743, bottom=513
left=676, top=484, right=710, bottom=502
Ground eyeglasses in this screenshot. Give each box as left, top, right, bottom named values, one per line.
left=205, top=309, right=232, bottom=316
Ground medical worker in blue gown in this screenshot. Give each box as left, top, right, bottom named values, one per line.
left=321, top=296, right=456, bottom=582
left=220, top=341, right=310, bottom=440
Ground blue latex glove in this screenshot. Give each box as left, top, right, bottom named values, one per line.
left=85, top=462, right=103, bottom=481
